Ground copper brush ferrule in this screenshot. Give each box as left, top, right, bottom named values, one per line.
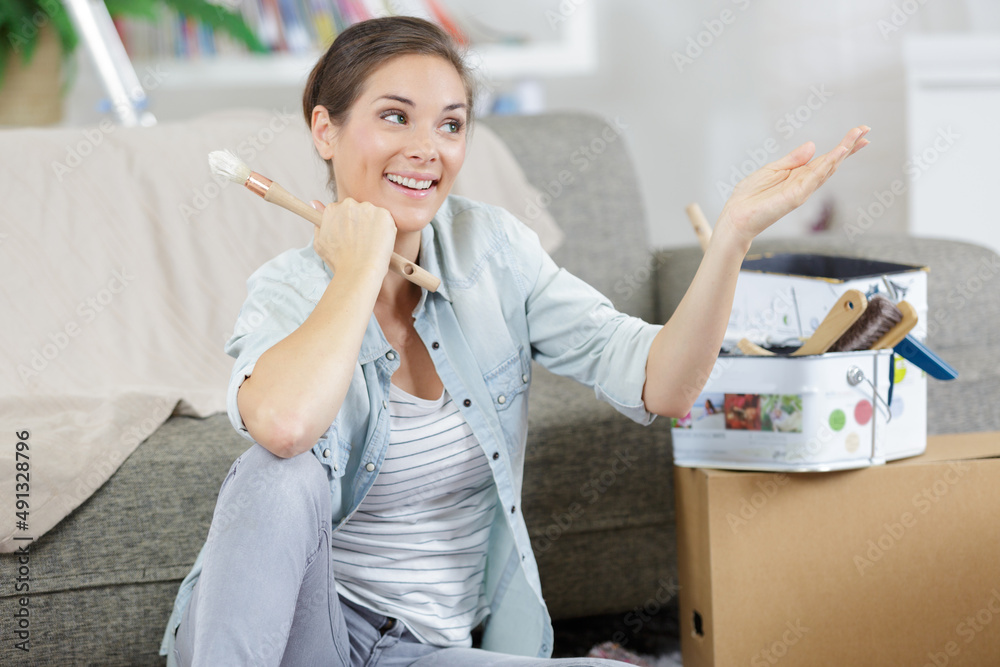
left=244, top=171, right=273, bottom=198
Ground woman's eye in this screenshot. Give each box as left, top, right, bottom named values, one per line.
left=383, top=112, right=406, bottom=125
left=442, top=120, right=463, bottom=134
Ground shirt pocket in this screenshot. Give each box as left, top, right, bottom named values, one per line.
left=483, top=346, right=531, bottom=453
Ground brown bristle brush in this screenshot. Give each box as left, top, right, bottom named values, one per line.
left=828, top=295, right=902, bottom=352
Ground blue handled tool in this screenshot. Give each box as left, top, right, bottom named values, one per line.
left=894, top=335, right=958, bottom=380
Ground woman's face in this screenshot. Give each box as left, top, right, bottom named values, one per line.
left=316, top=54, right=468, bottom=234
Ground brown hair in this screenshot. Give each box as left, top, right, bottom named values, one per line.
left=302, top=16, right=477, bottom=188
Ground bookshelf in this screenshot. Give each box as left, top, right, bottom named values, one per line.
left=63, top=1, right=597, bottom=125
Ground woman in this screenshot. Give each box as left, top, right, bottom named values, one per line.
left=161, top=16, right=868, bottom=666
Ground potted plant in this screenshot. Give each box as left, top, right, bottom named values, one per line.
left=0, top=0, right=266, bottom=125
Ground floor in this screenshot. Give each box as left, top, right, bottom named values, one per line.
left=550, top=601, right=683, bottom=665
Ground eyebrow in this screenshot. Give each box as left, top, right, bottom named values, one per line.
left=377, top=95, right=467, bottom=113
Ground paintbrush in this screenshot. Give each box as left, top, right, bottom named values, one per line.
left=829, top=294, right=902, bottom=352
left=208, top=150, right=441, bottom=292
left=685, top=202, right=713, bottom=252
left=871, top=300, right=918, bottom=349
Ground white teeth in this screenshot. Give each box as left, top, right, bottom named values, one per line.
left=386, top=173, right=433, bottom=190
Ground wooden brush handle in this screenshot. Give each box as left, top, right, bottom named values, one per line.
left=263, top=182, right=441, bottom=292
left=791, top=289, right=868, bottom=357
left=873, top=301, right=918, bottom=349
left=685, top=203, right=713, bottom=252
left=737, top=338, right=775, bottom=356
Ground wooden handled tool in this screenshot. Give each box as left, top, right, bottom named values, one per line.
left=791, top=289, right=867, bottom=356
left=872, top=301, right=918, bottom=349
left=208, top=150, right=440, bottom=292
left=739, top=289, right=868, bottom=357
left=685, top=203, right=713, bottom=251
left=263, top=182, right=439, bottom=291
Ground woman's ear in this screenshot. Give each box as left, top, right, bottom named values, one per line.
left=311, top=105, right=336, bottom=160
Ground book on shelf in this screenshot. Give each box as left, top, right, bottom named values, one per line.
left=113, top=0, right=469, bottom=61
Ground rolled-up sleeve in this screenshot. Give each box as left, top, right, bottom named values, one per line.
left=500, top=209, right=662, bottom=425
left=223, top=248, right=330, bottom=441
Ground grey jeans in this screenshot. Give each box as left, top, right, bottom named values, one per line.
left=172, top=443, right=631, bottom=667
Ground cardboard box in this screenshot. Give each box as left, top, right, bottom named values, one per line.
left=675, top=432, right=1000, bottom=667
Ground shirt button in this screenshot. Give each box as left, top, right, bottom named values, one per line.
left=497, top=395, right=506, bottom=405
left=386, top=352, right=396, bottom=361
left=382, top=400, right=388, bottom=409
left=365, top=462, right=376, bottom=472
left=510, top=505, right=516, bottom=514
left=432, top=341, right=440, bottom=350
left=522, top=374, right=529, bottom=383
left=463, top=399, right=471, bottom=407
left=322, top=448, right=331, bottom=458
left=492, top=452, right=500, bottom=460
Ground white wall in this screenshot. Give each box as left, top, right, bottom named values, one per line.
left=540, top=0, right=999, bottom=248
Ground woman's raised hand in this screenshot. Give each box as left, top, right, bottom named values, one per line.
left=309, top=198, right=397, bottom=279
left=715, top=125, right=870, bottom=251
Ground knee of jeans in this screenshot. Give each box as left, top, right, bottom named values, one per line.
left=221, top=444, right=331, bottom=520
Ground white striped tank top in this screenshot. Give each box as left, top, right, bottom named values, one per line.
left=331, top=383, right=497, bottom=647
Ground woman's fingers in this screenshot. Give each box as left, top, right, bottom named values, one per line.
left=310, top=199, right=327, bottom=212
left=766, top=140, right=817, bottom=172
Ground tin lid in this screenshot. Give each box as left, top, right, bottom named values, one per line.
left=741, top=253, right=927, bottom=283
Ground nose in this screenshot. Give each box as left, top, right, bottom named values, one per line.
left=405, top=127, right=438, bottom=162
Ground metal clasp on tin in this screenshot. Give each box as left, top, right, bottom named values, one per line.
left=846, top=365, right=892, bottom=423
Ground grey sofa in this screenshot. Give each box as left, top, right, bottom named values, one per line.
left=2, top=111, right=998, bottom=666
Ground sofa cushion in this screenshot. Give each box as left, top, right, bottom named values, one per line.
left=0, top=414, right=248, bottom=665
left=482, top=114, right=657, bottom=324
left=522, top=364, right=676, bottom=618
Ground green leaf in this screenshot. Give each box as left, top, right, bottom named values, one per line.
left=46, top=4, right=78, bottom=56
left=105, top=0, right=160, bottom=22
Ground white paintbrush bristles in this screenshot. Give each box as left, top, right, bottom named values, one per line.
left=208, top=150, right=251, bottom=184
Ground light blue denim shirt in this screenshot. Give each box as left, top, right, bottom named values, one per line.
left=160, top=195, right=661, bottom=659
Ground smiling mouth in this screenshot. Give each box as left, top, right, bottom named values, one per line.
left=385, top=173, right=438, bottom=191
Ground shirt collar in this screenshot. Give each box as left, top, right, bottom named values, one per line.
left=355, top=217, right=450, bottom=364
left=418, top=220, right=451, bottom=303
